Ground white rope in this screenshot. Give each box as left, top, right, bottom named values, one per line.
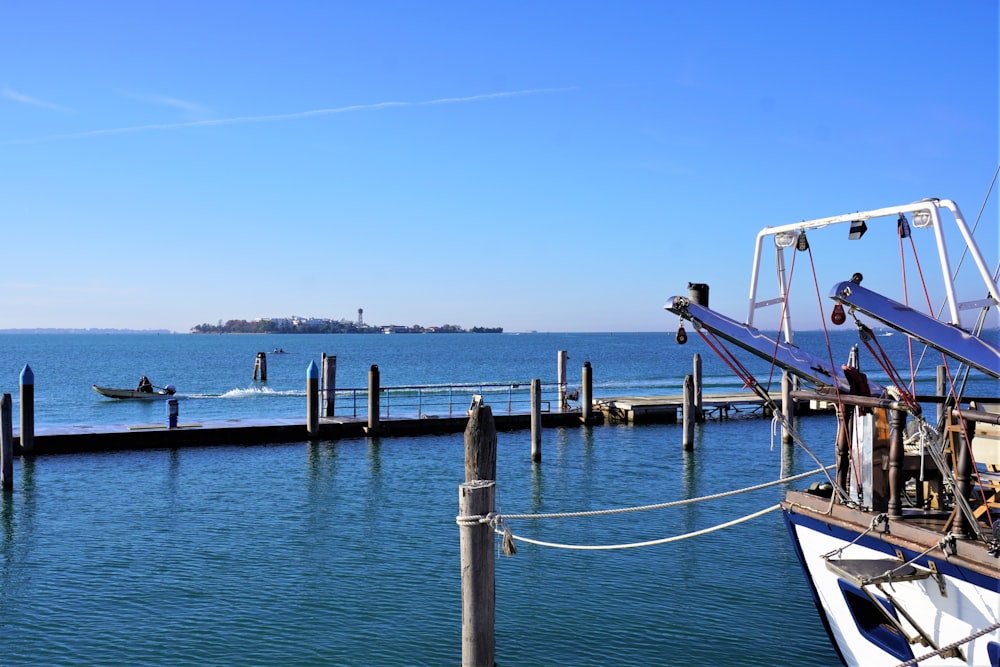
left=493, top=504, right=781, bottom=551
left=499, top=465, right=833, bottom=521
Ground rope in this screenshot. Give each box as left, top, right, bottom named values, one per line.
left=893, top=620, right=1000, bottom=667
left=493, top=504, right=781, bottom=551
left=456, top=467, right=832, bottom=552
left=498, top=464, right=833, bottom=520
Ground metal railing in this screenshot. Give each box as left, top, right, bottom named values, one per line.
left=328, top=381, right=568, bottom=419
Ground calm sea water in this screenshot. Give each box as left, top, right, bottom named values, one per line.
left=0, top=331, right=994, bottom=666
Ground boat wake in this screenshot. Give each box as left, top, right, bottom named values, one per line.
left=184, top=386, right=305, bottom=399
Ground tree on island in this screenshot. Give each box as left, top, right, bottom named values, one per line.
left=190, top=318, right=502, bottom=334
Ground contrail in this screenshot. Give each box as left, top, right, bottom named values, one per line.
left=3, top=87, right=576, bottom=145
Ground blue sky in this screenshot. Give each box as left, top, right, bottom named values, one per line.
left=1, top=1, right=996, bottom=333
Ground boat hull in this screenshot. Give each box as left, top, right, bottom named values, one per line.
left=92, top=385, right=173, bottom=400
left=782, top=490, right=1000, bottom=667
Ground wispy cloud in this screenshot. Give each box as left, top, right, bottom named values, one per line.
left=120, top=91, right=207, bottom=115
left=3, top=87, right=577, bottom=145
left=2, top=86, right=69, bottom=111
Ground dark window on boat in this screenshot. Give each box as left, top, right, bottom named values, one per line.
left=837, top=580, right=914, bottom=663
left=988, top=641, right=1000, bottom=667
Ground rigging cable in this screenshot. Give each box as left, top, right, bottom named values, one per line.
left=694, top=325, right=849, bottom=503
left=802, top=241, right=866, bottom=495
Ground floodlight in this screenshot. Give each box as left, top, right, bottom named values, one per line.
left=774, top=231, right=797, bottom=248
left=848, top=220, right=867, bottom=240
left=912, top=210, right=933, bottom=228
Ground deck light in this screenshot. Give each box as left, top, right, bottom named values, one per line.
left=912, top=209, right=933, bottom=228
left=897, top=213, right=910, bottom=239
left=774, top=231, right=797, bottom=248
left=848, top=220, right=867, bottom=240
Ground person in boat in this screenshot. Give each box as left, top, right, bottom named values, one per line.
left=136, top=375, right=153, bottom=393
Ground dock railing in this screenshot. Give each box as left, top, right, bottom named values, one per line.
left=331, top=381, right=566, bottom=419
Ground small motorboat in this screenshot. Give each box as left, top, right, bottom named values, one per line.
left=92, top=384, right=176, bottom=400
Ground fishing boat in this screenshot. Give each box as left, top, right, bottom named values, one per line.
left=665, top=196, right=1000, bottom=666
left=92, top=384, right=177, bottom=399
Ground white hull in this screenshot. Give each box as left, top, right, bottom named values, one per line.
left=784, top=496, right=1000, bottom=666
left=92, top=385, right=174, bottom=400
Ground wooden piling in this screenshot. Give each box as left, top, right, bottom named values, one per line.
left=693, top=354, right=704, bottom=423
left=465, top=401, right=497, bottom=482
left=253, top=352, right=268, bottom=381
left=322, top=354, right=337, bottom=417
left=530, top=378, right=541, bottom=462
left=1, top=394, right=12, bottom=490
left=581, top=361, right=592, bottom=423
left=460, top=401, right=497, bottom=667
left=307, top=360, right=319, bottom=438
left=19, top=364, right=34, bottom=454
left=367, top=364, right=380, bottom=434
left=781, top=372, right=794, bottom=446
left=682, top=374, right=694, bottom=451
left=459, top=479, right=496, bottom=667
left=557, top=350, right=568, bottom=410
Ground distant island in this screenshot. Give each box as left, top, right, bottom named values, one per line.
left=191, top=317, right=502, bottom=335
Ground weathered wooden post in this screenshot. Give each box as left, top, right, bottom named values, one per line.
left=557, top=350, right=568, bottom=410
left=693, top=354, right=704, bottom=423
left=322, top=354, right=337, bottom=417
left=682, top=374, right=695, bottom=451
left=581, top=361, right=592, bottom=423
left=366, top=364, right=380, bottom=434
left=460, top=399, right=496, bottom=667
left=1, top=394, right=12, bottom=490
left=781, top=372, right=794, bottom=446
left=530, top=378, right=541, bottom=462
left=465, top=398, right=497, bottom=482
left=253, top=352, right=268, bottom=381
left=19, top=364, right=34, bottom=454
left=307, top=360, right=319, bottom=438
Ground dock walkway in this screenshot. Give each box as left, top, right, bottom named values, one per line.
left=13, top=410, right=595, bottom=456
left=596, top=392, right=772, bottom=424
left=10, top=390, right=809, bottom=456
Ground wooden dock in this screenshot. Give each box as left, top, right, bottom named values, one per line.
left=595, top=391, right=829, bottom=424
left=11, top=410, right=598, bottom=457
left=8, top=394, right=827, bottom=457
left=596, top=392, right=763, bottom=424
